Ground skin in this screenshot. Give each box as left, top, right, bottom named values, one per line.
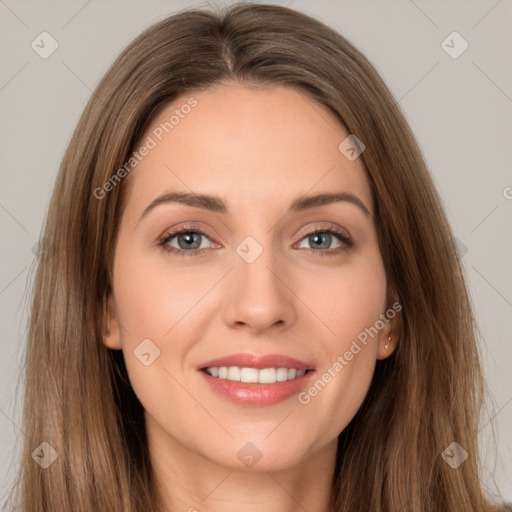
left=103, top=82, right=399, bottom=512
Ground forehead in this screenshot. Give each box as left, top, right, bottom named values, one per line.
left=122, top=83, right=372, bottom=220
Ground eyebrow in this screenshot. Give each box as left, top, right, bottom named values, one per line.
left=138, top=190, right=371, bottom=223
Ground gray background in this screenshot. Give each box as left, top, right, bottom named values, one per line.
left=1, top=0, right=511, bottom=505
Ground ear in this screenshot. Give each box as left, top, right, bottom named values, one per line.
left=102, top=293, right=122, bottom=350
left=376, top=289, right=402, bottom=360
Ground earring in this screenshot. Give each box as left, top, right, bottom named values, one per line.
left=384, top=336, right=391, bottom=350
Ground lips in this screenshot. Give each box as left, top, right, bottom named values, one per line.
left=196, top=352, right=317, bottom=406
left=197, top=352, right=315, bottom=371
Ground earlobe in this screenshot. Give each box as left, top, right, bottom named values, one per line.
left=101, top=294, right=122, bottom=350
left=376, top=294, right=402, bottom=360
left=377, top=335, right=397, bottom=360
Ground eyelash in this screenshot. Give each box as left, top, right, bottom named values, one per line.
left=156, top=223, right=353, bottom=258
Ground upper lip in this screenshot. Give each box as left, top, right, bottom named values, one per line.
left=197, top=353, right=315, bottom=371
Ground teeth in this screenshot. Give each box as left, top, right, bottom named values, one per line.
left=240, top=367, right=259, bottom=383
left=204, top=366, right=307, bottom=383
left=227, top=367, right=240, bottom=381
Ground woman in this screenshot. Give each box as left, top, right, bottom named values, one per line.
left=4, top=3, right=509, bottom=511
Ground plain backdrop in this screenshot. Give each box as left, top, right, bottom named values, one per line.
left=1, top=0, right=511, bottom=505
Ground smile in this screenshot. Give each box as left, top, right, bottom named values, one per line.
left=198, top=367, right=316, bottom=407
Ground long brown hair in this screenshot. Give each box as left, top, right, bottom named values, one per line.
left=3, top=3, right=508, bottom=511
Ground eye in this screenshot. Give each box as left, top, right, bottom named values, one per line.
left=157, top=225, right=217, bottom=257
left=295, top=225, right=353, bottom=256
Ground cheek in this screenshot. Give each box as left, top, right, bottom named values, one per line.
left=111, top=246, right=219, bottom=408
left=296, top=253, right=386, bottom=434
left=113, top=245, right=217, bottom=338
left=298, top=251, right=387, bottom=346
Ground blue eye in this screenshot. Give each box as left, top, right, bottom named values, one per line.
left=157, top=224, right=353, bottom=257
left=295, top=228, right=352, bottom=254
left=157, top=227, right=215, bottom=257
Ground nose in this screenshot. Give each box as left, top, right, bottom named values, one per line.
left=223, top=243, right=297, bottom=334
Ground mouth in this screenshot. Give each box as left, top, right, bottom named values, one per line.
left=196, top=353, right=316, bottom=407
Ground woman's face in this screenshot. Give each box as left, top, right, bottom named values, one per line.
left=103, top=83, right=398, bottom=471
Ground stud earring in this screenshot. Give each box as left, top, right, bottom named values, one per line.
left=384, top=336, right=391, bottom=350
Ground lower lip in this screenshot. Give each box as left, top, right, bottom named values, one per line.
left=198, top=369, right=316, bottom=407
